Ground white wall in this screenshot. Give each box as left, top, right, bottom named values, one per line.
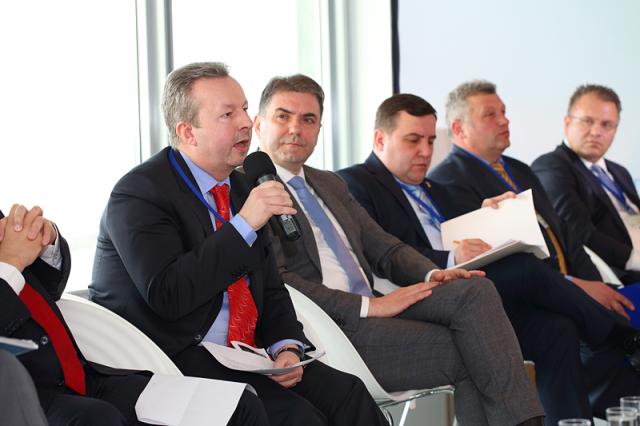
left=398, top=0, right=640, bottom=181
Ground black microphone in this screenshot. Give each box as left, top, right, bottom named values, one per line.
left=243, top=151, right=301, bottom=241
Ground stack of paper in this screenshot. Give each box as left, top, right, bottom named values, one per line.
left=441, top=189, right=549, bottom=270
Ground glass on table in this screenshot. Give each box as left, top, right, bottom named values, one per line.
left=606, top=406, right=638, bottom=426
left=558, top=419, right=591, bottom=425
left=621, top=397, right=640, bottom=418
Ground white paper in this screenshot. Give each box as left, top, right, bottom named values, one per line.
left=201, top=341, right=325, bottom=375
left=441, top=190, right=549, bottom=269
left=135, top=374, right=247, bottom=426
left=0, top=336, right=38, bottom=356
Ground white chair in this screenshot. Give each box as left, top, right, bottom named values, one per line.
left=57, top=293, right=182, bottom=376
left=583, top=246, right=623, bottom=287
left=285, top=284, right=454, bottom=426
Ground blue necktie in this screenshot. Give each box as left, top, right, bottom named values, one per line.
left=288, top=176, right=373, bottom=297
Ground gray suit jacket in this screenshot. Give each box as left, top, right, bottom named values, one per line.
left=267, top=165, right=438, bottom=333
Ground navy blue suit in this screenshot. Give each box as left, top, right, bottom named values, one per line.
left=532, top=143, right=640, bottom=284
left=339, top=152, right=640, bottom=423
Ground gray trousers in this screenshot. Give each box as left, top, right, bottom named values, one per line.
left=347, top=277, right=544, bottom=426
left=0, top=349, right=48, bottom=426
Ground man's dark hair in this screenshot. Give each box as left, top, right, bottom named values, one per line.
left=258, top=74, right=325, bottom=117
left=568, top=84, right=622, bottom=114
left=375, top=94, right=437, bottom=133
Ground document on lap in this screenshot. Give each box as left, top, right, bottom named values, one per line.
left=201, top=341, right=325, bottom=375
left=135, top=373, right=250, bottom=426
left=441, top=189, right=550, bottom=270
left=0, top=336, right=38, bottom=356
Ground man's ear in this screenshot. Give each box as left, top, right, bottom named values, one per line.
left=451, top=119, right=464, bottom=139
left=176, top=121, right=196, bottom=146
left=373, top=128, right=386, bottom=152
left=253, top=114, right=262, bottom=139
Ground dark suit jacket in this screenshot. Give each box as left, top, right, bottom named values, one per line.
left=532, top=144, right=640, bottom=281
left=0, top=210, right=131, bottom=406
left=428, top=145, right=601, bottom=280
left=90, top=147, right=305, bottom=357
left=338, top=152, right=458, bottom=269
left=267, top=165, right=437, bottom=333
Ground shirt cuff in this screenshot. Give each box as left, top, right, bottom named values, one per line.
left=0, top=262, right=26, bottom=295
left=39, top=222, right=62, bottom=269
left=626, top=249, right=640, bottom=271
left=230, top=215, right=257, bottom=247
left=267, top=339, right=305, bottom=359
left=360, top=296, right=370, bottom=318
left=564, top=275, right=574, bottom=283
left=426, top=269, right=441, bottom=282
left=446, top=250, right=456, bottom=268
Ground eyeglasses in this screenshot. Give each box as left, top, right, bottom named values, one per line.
left=568, top=115, right=618, bottom=132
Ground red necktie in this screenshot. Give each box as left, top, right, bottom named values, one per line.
left=210, top=184, right=258, bottom=347
left=19, top=283, right=86, bottom=395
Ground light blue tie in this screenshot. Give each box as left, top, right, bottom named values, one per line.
left=591, top=164, right=636, bottom=214
left=288, top=176, right=373, bottom=297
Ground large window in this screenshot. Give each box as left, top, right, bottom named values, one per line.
left=0, top=2, right=140, bottom=290
left=171, top=0, right=329, bottom=168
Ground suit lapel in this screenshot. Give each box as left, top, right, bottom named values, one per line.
left=364, top=154, right=433, bottom=248
left=276, top=173, right=323, bottom=274
left=561, top=145, right=629, bottom=233
left=168, top=148, right=216, bottom=236
left=607, top=160, right=640, bottom=208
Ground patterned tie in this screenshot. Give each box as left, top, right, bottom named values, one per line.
left=410, top=184, right=441, bottom=230
left=210, top=184, right=258, bottom=347
left=491, top=162, right=568, bottom=274
left=289, top=176, right=373, bottom=297
left=19, top=283, right=86, bottom=395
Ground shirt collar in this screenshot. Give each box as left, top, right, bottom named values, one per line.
left=179, top=151, right=230, bottom=193
left=564, top=139, right=609, bottom=173
left=275, top=163, right=306, bottom=185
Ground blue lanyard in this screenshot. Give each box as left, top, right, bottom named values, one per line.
left=168, top=149, right=228, bottom=225
left=591, top=169, right=635, bottom=214
left=397, top=181, right=446, bottom=224
left=459, top=148, right=522, bottom=193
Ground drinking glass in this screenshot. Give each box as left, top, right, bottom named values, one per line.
left=606, top=406, right=638, bottom=426
left=621, top=396, right=640, bottom=420
left=558, top=419, right=591, bottom=425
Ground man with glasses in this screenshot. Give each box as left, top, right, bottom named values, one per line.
left=532, top=85, right=640, bottom=286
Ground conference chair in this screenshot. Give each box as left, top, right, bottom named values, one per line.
left=57, top=293, right=182, bottom=375
left=285, top=284, right=454, bottom=426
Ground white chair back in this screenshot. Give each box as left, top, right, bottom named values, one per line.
left=285, top=284, right=452, bottom=403
left=583, top=246, right=623, bottom=287
left=57, top=293, right=182, bottom=376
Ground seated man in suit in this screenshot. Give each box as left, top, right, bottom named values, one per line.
left=254, top=73, right=545, bottom=426
left=90, top=62, right=386, bottom=426
left=428, top=80, right=640, bottom=416
left=532, top=84, right=640, bottom=285
left=337, top=93, right=640, bottom=423
left=0, top=349, right=48, bottom=426
left=0, top=204, right=150, bottom=425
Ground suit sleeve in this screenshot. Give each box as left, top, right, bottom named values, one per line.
left=266, top=221, right=364, bottom=333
